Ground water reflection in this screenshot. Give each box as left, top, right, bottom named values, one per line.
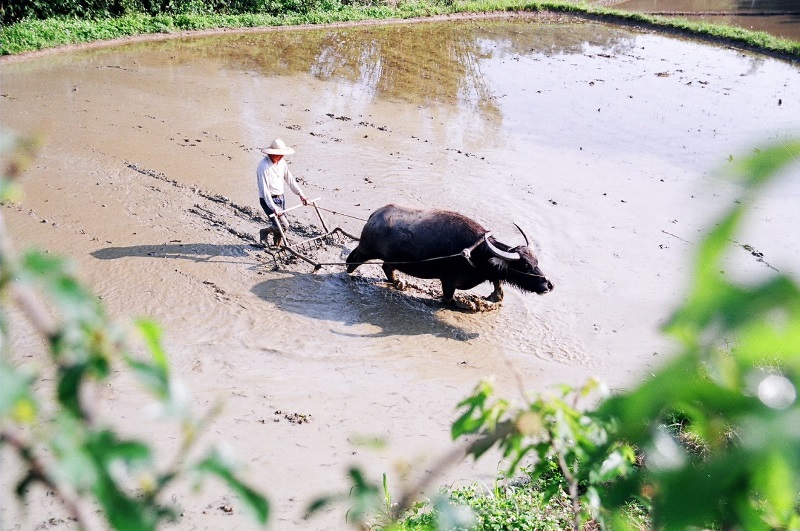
left=614, top=0, right=800, bottom=40
left=307, top=24, right=499, bottom=112
left=125, top=19, right=638, bottom=113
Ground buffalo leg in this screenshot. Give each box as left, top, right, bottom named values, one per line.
left=382, top=265, right=407, bottom=290
left=487, top=280, right=504, bottom=302
left=440, top=280, right=457, bottom=305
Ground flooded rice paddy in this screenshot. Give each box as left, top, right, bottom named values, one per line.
left=613, top=0, right=800, bottom=40
left=1, top=14, right=799, bottom=529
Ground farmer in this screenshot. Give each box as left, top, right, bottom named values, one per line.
left=256, top=138, right=308, bottom=247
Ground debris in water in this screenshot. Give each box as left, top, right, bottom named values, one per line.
left=284, top=412, right=313, bottom=425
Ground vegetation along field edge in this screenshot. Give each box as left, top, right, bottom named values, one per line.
left=1, top=1, right=799, bottom=61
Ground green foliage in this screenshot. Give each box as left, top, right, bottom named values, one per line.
left=0, top=137, right=269, bottom=528
left=195, top=449, right=270, bottom=523
left=307, top=467, right=382, bottom=525
left=0, top=0, right=364, bottom=24
left=449, top=484, right=566, bottom=531
left=308, top=467, right=477, bottom=530
left=317, top=381, right=641, bottom=530
left=451, top=379, right=637, bottom=529
left=597, top=141, right=800, bottom=530
left=0, top=0, right=138, bottom=25
left=400, top=479, right=575, bottom=531
left=387, top=468, right=650, bottom=531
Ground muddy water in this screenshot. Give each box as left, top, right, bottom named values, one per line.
left=613, top=0, right=800, bottom=40
left=2, top=16, right=799, bottom=529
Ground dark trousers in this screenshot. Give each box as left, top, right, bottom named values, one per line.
left=259, top=196, right=289, bottom=230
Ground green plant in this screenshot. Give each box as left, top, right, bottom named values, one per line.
left=370, top=462, right=650, bottom=530
left=597, top=141, right=800, bottom=529
left=308, top=463, right=478, bottom=530
left=446, top=479, right=577, bottom=531
left=450, top=378, right=637, bottom=530
left=312, top=380, right=637, bottom=530
left=0, top=133, right=269, bottom=529
left=0, top=0, right=136, bottom=25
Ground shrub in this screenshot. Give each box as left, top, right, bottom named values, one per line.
left=0, top=133, right=270, bottom=529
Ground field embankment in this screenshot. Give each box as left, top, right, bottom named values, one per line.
left=1, top=0, right=798, bottom=60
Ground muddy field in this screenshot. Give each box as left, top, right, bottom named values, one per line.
left=1, top=14, right=799, bottom=530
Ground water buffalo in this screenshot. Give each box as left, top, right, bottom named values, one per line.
left=346, top=204, right=553, bottom=304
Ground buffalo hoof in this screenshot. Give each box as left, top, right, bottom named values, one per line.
left=394, top=278, right=407, bottom=291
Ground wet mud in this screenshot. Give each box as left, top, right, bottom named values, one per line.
left=1, top=15, right=799, bottom=529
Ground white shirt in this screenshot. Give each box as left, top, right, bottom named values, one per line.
left=256, top=156, right=305, bottom=211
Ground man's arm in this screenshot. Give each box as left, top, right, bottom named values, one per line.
left=285, top=167, right=308, bottom=205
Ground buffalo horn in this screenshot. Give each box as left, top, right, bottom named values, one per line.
left=513, top=223, right=530, bottom=246
left=485, top=236, right=520, bottom=261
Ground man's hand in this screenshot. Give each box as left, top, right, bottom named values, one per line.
left=301, top=196, right=308, bottom=206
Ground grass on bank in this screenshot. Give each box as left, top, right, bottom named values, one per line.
left=395, top=481, right=582, bottom=531
left=388, top=467, right=651, bottom=530
left=1, top=0, right=799, bottom=60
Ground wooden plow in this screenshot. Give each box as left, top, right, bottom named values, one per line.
left=262, top=198, right=359, bottom=270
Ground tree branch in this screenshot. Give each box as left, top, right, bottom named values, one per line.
left=0, top=428, right=104, bottom=531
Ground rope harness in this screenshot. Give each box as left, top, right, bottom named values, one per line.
left=460, top=232, right=490, bottom=268
left=311, top=232, right=492, bottom=269
left=314, top=205, right=369, bottom=222
left=334, top=230, right=548, bottom=280
left=341, top=232, right=546, bottom=279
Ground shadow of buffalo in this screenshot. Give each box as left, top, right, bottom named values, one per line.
left=91, top=243, right=477, bottom=340
left=251, top=271, right=479, bottom=341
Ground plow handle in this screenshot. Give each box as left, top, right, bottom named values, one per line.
left=269, top=197, right=322, bottom=217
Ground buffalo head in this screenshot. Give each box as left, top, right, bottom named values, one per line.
left=485, top=225, right=553, bottom=296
